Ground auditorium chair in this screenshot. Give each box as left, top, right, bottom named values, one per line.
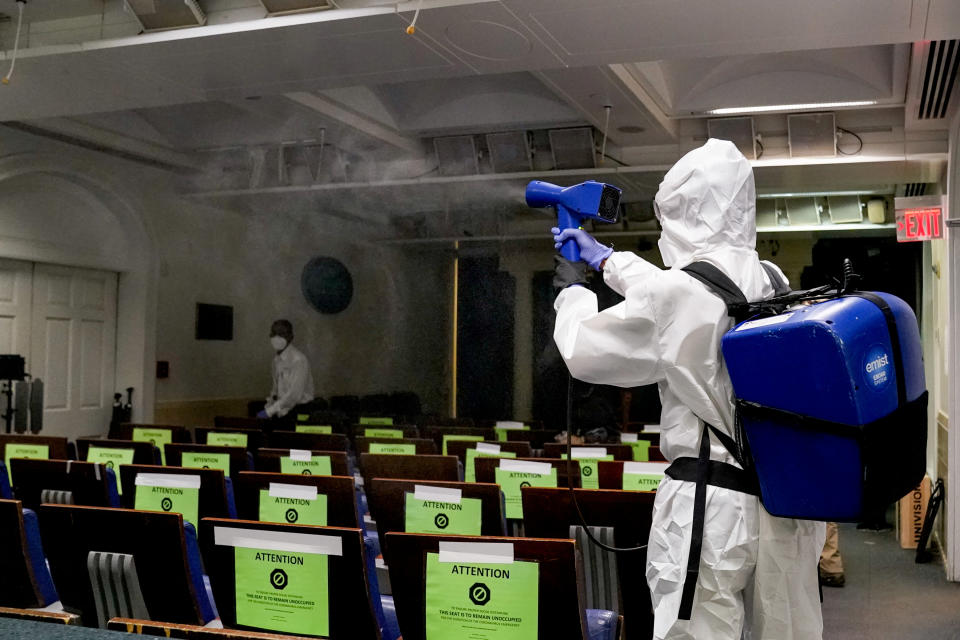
left=195, top=427, right=266, bottom=452
left=165, top=443, right=253, bottom=479
left=420, top=426, right=495, bottom=452
left=119, top=464, right=237, bottom=521
left=522, top=486, right=656, bottom=640
left=366, top=479, right=506, bottom=567
left=354, top=437, right=437, bottom=455
left=349, top=424, right=420, bottom=440
left=76, top=438, right=161, bottom=466
left=0, top=434, right=73, bottom=467
left=10, top=459, right=120, bottom=510
left=0, top=499, right=58, bottom=609
left=255, top=448, right=351, bottom=476
left=200, top=518, right=391, bottom=640
left=542, top=443, right=635, bottom=461
left=39, top=504, right=217, bottom=628
left=108, top=618, right=314, bottom=638
left=597, top=460, right=669, bottom=491
left=386, top=533, right=620, bottom=640
left=234, top=471, right=360, bottom=528
left=359, top=453, right=460, bottom=487
left=473, top=456, right=583, bottom=487
left=269, top=431, right=350, bottom=453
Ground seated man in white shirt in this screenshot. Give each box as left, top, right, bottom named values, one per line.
left=257, top=319, right=316, bottom=423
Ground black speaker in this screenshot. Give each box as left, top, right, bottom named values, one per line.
left=0, top=355, right=25, bottom=381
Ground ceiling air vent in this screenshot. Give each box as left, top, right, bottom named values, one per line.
left=902, top=183, right=929, bottom=198
left=707, top=117, right=756, bottom=160
left=259, top=0, right=332, bottom=16
left=918, top=40, right=960, bottom=120
left=788, top=113, right=836, bottom=158
left=434, top=136, right=479, bottom=177
left=486, top=132, right=532, bottom=173
left=549, top=127, right=596, bottom=170
left=124, top=0, right=206, bottom=32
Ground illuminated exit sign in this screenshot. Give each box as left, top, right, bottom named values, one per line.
left=894, top=196, right=946, bottom=243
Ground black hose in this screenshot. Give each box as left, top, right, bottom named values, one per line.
left=565, top=375, right=647, bottom=554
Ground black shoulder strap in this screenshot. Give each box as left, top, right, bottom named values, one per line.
left=760, top=261, right=791, bottom=296
left=681, top=262, right=750, bottom=322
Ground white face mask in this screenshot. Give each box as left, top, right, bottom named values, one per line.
left=270, top=336, right=288, bottom=352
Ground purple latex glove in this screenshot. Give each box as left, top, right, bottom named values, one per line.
left=256, top=409, right=269, bottom=419
left=552, top=227, right=613, bottom=271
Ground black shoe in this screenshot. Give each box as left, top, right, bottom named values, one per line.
left=819, top=573, right=846, bottom=588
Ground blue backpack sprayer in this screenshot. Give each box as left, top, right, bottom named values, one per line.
left=527, top=179, right=928, bottom=556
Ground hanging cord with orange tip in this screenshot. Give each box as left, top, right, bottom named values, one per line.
left=405, top=0, right=425, bottom=35
left=2, top=0, right=26, bottom=85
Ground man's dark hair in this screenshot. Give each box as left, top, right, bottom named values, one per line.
left=270, top=319, right=294, bottom=340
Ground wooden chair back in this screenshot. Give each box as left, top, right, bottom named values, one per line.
left=597, top=460, right=670, bottom=491
left=385, top=533, right=588, bottom=640
left=0, top=434, right=71, bottom=461
left=354, top=437, right=437, bottom=455
left=199, top=518, right=379, bottom=640
left=350, top=424, right=419, bottom=440
left=443, top=440, right=532, bottom=463
left=505, top=429, right=563, bottom=448
left=115, top=423, right=193, bottom=444
left=39, top=504, right=203, bottom=627
left=473, top=457, right=582, bottom=488
left=165, top=444, right=251, bottom=478
left=521, top=487, right=655, bottom=640
left=234, top=472, right=359, bottom=528
left=76, top=438, right=159, bottom=466
left=366, top=479, right=505, bottom=565
left=0, top=499, right=46, bottom=608
left=542, top=443, right=635, bottom=461
left=359, top=454, right=459, bottom=486
left=268, top=431, right=350, bottom=453
left=10, top=459, right=114, bottom=510
left=195, top=427, right=266, bottom=452
left=255, top=449, right=351, bottom=476
left=420, top=426, right=495, bottom=451
left=118, top=464, right=232, bottom=519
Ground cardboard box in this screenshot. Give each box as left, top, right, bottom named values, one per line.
left=898, top=475, right=931, bottom=549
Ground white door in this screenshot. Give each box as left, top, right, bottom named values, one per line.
left=0, top=259, right=33, bottom=357
left=30, top=265, right=117, bottom=438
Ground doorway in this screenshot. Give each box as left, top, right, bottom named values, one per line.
left=0, top=258, right=118, bottom=437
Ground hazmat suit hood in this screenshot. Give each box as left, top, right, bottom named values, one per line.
left=654, top=139, right=757, bottom=268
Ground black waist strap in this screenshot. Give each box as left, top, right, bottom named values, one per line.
left=665, top=458, right=760, bottom=495
left=669, top=426, right=760, bottom=622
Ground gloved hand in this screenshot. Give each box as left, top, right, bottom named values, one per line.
left=256, top=409, right=269, bottom=419
left=554, top=255, right=587, bottom=293
left=552, top=227, right=613, bottom=271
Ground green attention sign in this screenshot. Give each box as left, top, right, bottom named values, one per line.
left=235, top=546, right=329, bottom=636
left=259, top=489, right=327, bottom=526
left=622, top=473, right=662, bottom=492
left=364, top=428, right=403, bottom=438
left=369, top=442, right=416, bottom=455
left=134, top=481, right=200, bottom=527
left=296, top=425, right=333, bottom=434
left=4, top=443, right=49, bottom=483
left=280, top=455, right=332, bottom=476
left=405, top=493, right=482, bottom=535
left=131, top=428, right=172, bottom=465
left=624, top=440, right=651, bottom=462
left=425, top=553, right=538, bottom=640
left=181, top=452, right=231, bottom=474
left=464, top=449, right=516, bottom=483
left=86, top=446, right=135, bottom=494
left=493, top=425, right=530, bottom=442
left=495, top=467, right=557, bottom=519
left=360, top=417, right=394, bottom=426
left=207, top=432, right=249, bottom=448
left=572, top=455, right=614, bottom=490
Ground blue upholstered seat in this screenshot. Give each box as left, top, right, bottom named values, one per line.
left=21, top=508, right=58, bottom=607
left=183, top=522, right=217, bottom=624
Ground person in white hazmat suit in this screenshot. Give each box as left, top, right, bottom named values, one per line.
left=552, top=139, right=825, bottom=639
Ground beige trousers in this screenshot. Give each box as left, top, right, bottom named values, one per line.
left=818, top=522, right=844, bottom=575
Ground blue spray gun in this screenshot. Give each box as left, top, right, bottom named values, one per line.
left=525, top=180, right=622, bottom=261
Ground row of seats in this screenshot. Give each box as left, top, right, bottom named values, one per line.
left=0, top=417, right=665, bottom=640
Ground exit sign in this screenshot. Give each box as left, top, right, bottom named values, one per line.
left=894, top=196, right=946, bottom=243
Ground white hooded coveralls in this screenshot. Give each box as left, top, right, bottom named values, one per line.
left=553, top=139, right=825, bottom=640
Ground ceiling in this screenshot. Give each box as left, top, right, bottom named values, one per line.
left=0, top=0, right=957, bottom=237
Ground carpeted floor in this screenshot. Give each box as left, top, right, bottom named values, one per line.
left=821, top=523, right=960, bottom=640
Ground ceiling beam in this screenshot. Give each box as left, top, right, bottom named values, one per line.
left=285, top=91, right=425, bottom=155
left=607, top=64, right=679, bottom=140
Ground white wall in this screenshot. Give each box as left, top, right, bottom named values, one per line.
left=0, top=125, right=452, bottom=433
